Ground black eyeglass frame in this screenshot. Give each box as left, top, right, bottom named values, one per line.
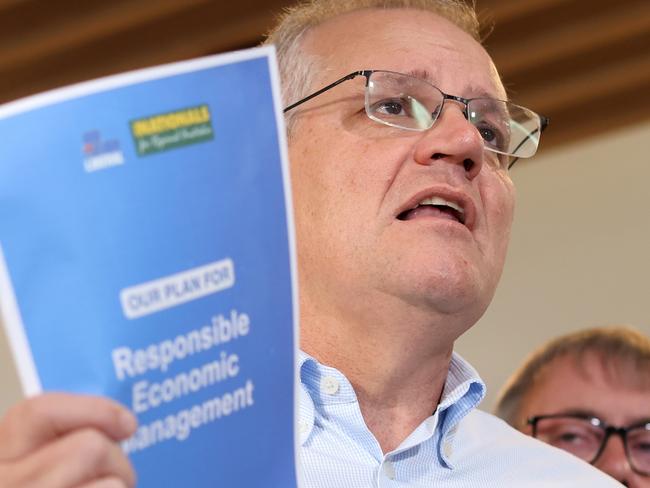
left=283, top=70, right=549, bottom=170
left=528, top=413, right=650, bottom=476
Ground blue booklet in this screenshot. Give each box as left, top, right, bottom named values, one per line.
left=0, top=46, right=298, bottom=487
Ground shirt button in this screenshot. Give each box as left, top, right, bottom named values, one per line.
left=299, top=420, right=310, bottom=435
left=382, top=460, right=396, bottom=480
left=320, top=376, right=340, bottom=395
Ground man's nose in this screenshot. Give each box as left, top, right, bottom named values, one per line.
left=594, top=434, right=633, bottom=486
left=412, top=104, right=485, bottom=180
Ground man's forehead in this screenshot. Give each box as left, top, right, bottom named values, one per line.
left=526, top=353, right=650, bottom=425
left=543, top=353, right=650, bottom=397
left=402, top=68, right=505, bottom=100
left=304, top=7, right=505, bottom=99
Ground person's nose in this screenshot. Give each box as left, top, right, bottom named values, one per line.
left=412, top=103, right=486, bottom=180
left=594, top=434, right=634, bottom=486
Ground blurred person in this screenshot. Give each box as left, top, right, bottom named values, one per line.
left=495, top=326, right=650, bottom=487
left=0, top=1, right=619, bottom=486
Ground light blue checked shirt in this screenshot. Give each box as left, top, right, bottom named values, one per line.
left=297, top=351, right=619, bottom=487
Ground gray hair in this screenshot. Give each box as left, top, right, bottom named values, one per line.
left=263, top=0, right=481, bottom=133
left=494, top=326, right=650, bottom=427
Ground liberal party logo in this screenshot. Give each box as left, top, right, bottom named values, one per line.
left=130, top=104, right=214, bottom=156
left=82, top=130, right=125, bottom=173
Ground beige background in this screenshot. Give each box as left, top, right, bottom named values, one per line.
left=457, top=119, right=650, bottom=410
left=1, top=120, right=650, bottom=415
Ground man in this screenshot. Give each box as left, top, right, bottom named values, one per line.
left=495, top=326, right=650, bottom=487
left=0, top=0, right=619, bottom=486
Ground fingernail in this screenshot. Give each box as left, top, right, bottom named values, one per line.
left=120, top=410, right=138, bottom=435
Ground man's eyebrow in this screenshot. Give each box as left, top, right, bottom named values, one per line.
left=552, top=410, right=650, bottom=428
left=630, top=418, right=650, bottom=428
left=404, top=68, right=437, bottom=84
left=555, top=408, right=600, bottom=418
left=403, top=68, right=500, bottom=100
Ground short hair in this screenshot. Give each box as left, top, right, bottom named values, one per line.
left=494, top=326, right=650, bottom=427
left=264, top=0, right=481, bottom=131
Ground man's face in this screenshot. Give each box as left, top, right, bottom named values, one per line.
left=518, top=354, right=650, bottom=487
left=289, top=8, right=515, bottom=329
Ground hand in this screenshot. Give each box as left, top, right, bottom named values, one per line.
left=0, top=393, right=137, bottom=488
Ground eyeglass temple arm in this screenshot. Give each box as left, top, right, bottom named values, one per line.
left=283, top=71, right=366, bottom=113
left=507, top=116, right=550, bottom=169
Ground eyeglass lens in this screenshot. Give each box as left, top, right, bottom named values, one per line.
left=628, top=425, right=650, bottom=473
left=364, top=71, right=542, bottom=159
left=534, top=416, right=650, bottom=475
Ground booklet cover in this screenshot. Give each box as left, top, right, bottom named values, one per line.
left=0, top=46, right=298, bottom=487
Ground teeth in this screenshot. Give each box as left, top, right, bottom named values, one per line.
left=416, top=196, right=464, bottom=215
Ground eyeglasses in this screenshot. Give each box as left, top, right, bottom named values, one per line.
left=284, top=70, right=549, bottom=170
left=528, top=414, right=650, bottom=476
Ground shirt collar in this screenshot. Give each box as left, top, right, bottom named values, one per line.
left=297, top=351, right=318, bottom=445
left=436, top=352, right=485, bottom=468
left=297, top=349, right=485, bottom=468
left=299, top=351, right=357, bottom=405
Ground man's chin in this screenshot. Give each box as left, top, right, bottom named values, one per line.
left=426, top=291, right=488, bottom=322
left=395, top=276, right=488, bottom=319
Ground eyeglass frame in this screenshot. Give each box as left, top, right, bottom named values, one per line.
left=528, top=413, right=650, bottom=476
left=283, top=69, right=549, bottom=170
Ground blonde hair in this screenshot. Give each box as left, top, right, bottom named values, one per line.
left=264, top=0, right=480, bottom=131
left=494, top=326, right=650, bottom=426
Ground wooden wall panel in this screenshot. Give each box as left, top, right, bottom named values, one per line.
left=0, top=0, right=648, bottom=153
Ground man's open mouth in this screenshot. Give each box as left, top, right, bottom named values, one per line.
left=397, top=196, right=466, bottom=225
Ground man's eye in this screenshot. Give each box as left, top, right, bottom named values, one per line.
left=552, top=430, right=595, bottom=447
left=558, top=433, right=581, bottom=443
left=373, top=99, right=407, bottom=116
left=631, top=439, right=650, bottom=453
left=476, top=123, right=507, bottom=152
left=478, top=126, right=498, bottom=145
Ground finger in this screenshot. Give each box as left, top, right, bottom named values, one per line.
left=75, top=477, right=128, bottom=488
left=75, top=478, right=128, bottom=488
left=5, top=427, right=136, bottom=488
left=0, top=393, right=137, bottom=461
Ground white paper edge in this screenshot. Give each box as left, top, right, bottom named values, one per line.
left=0, top=45, right=278, bottom=119
left=0, top=244, right=41, bottom=396
left=265, top=47, right=303, bottom=486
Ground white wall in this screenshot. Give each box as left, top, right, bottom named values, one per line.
left=2, top=121, right=650, bottom=415
left=457, top=119, right=650, bottom=411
